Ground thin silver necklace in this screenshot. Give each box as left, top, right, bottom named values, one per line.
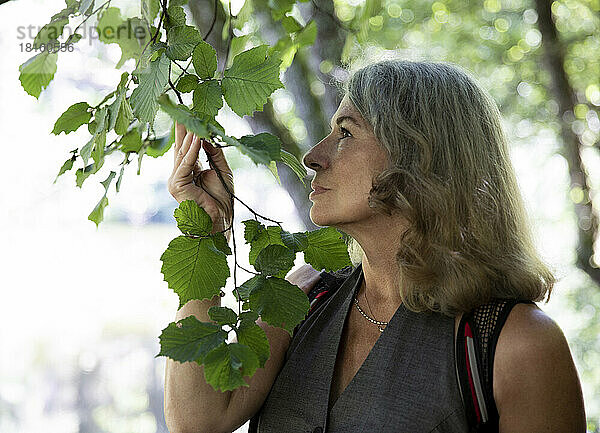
left=354, top=282, right=388, bottom=332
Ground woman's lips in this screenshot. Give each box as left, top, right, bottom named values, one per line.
left=309, top=185, right=329, bottom=198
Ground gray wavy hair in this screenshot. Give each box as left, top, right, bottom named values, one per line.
left=337, top=59, right=555, bottom=316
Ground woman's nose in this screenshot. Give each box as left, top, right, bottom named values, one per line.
left=303, top=140, right=328, bottom=171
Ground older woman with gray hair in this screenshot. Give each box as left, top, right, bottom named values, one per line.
left=164, top=59, right=587, bottom=433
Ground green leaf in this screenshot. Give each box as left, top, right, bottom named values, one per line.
left=88, top=196, right=109, bottom=227
left=158, top=316, right=227, bottom=363
left=54, top=155, right=76, bottom=183
left=97, top=8, right=151, bottom=68
left=203, top=343, right=260, bottom=392
left=164, top=5, right=187, bottom=30
left=304, top=227, right=352, bottom=272
left=281, top=16, right=303, bottom=33
left=208, top=306, right=238, bottom=326
left=79, top=0, right=95, bottom=15
left=248, top=225, right=285, bottom=265
left=157, top=94, right=210, bottom=138
left=237, top=132, right=282, bottom=166
left=115, top=96, right=134, bottom=135
left=176, top=74, right=199, bottom=93
left=18, top=52, right=58, bottom=99
left=169, top=0, right=189, bottom=8
left=173, top=199, right=213, bottom=236
left=145, top=128, right=174, bottom=157
left=52, top=102, right=92, bottom=135
left=268, top=0, right=295, bottom=21
left=235, top=275, right=263, bottom=301
left=192, top=40, right=218, bottom=79
left=130, top=53, right=170, bottom=124
left=279, top=149, right=307, bottom=185
left=88, top=171, right=116, bottom=228
left=192, top=80, right=223, bottom=117
left=239, top=310, right=259, bottom=322
left=33, top=4, right=77, bottom=49
left=75, top=163, right=95, bottom=188
left=254, top=244, right=295, bottom=276
left=293, top=20, right=317, bottom=47
left=221, top=45, right=283, bottom=117
left=243, top=220, right=263, bottom=243
left=91, top=130, right=106, bottom=169
left=249, top=276, right=310, bottom=334
left=160, top=236, right=230, bottom=308
left=237, top=320, right=270, bottom=368
left=81, top=107, right=107, bottom=166
left=166, top=25, right=202, bottom=60
left=281, top=230, right=308, bottom=252
left=212, top=232, right=232, bottom=256
left=116, top=163, right=125, bottom=192
left=119, top=129, right=143, bottom=153
left=141, top=0, right=160, bottom=24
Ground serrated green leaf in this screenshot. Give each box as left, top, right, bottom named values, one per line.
left=158, top=316, right=227, bottom=363
left=166, top=25, right=202, bottom=60
left=212, top=232, right=232, bottom=255
left=268, top=0, right=295, bottom=20
left=169, top=0, right=189, bottom=8
left=237, top=320, right=270, bottom=368
left=91, top=130, right=106, bottom=168
left=54, top=155, right=76, bottom=183
left=173, top=199, right=213, bottom=236
left=281, top=230, right=308, bottom=252
left=221, top=45, right=283, bottom=117
left=119, top=129, right=143, bottom=153
left=130, top=53, right=170, bottom=124
left=202, top=342, right=259, bottom=392
left=192, top=80, right=223, bottom=117
left=157, top=94, right=210, bottom=138
left=304, top=227, right=352, bottom=272
left=235, top=275, right=264, bottom=301
left=192, top=40, right=218, bottom=79
left=97, top=8, right=151, bottom=68
left=116, top=163, right=125, bottom=192
left=279, top=149, right=307, bottom=185
left=164, top=5, right=187, bottom=29
left=249, top=276, right=309, bottom=334
left=176, top=74, right=199, bottom=93
left=268, top=35, right=297, bottom=71
left=160, top=236, right=230, bottom=308
left=250, top=226, right=285, bottom=265
left=254, top=244, right=295, bottom=276
left=115, top=96, right=134, bottom=135
left=243, top=220, right=263, bottom=243
left=18, top=51, right=58, bottom=99
left=52, top=102, right=92, bottom=135
left=239, top=310, right=259, bottom=322
left=237, top=132, right=281, bottom=166
left=208, top=306, right=238, bottom=326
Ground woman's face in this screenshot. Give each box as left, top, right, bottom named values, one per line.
left=303, top=95, right=390, bottom=229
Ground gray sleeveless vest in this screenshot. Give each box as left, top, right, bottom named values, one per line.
left=254, top=264, right=469, bottom=433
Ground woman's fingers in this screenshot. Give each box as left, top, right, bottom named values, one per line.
left=174, top=121, right=187, bottom=163
left=173, top=131, right=195, bottom=174
left=173, top=134, right=202, bottom=180
left=202, top=140, right=232, bottom=176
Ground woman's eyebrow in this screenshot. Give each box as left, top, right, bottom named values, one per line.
left=330, top=115, right=361, bottom=130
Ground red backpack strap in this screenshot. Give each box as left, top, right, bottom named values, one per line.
left=455, top=298, right=535, bottom=432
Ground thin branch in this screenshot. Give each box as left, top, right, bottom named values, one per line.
left=203, top=0, right=219, bottom=41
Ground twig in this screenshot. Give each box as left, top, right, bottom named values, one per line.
left=203, top=0, right=219, bottom=41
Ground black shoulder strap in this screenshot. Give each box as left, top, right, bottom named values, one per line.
left=455, top=298, right=535, bottom=432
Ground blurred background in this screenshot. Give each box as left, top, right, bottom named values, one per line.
left=0, top=0, right=599, bottom=432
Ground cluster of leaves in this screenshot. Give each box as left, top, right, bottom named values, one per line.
left=158, top=200, right=351, bottom=391
left=19, top=0, right=351, bottom=392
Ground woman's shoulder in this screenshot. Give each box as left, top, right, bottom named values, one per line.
left=492, top=302, right=587, bottom=430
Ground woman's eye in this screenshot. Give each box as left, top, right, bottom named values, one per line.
left=339, top=127, right=352, bottom=140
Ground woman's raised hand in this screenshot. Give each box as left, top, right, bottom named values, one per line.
left=168, top=121, right=234, bottom=233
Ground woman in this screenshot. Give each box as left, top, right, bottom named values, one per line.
left=164, top=59, right=586, bottom=432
